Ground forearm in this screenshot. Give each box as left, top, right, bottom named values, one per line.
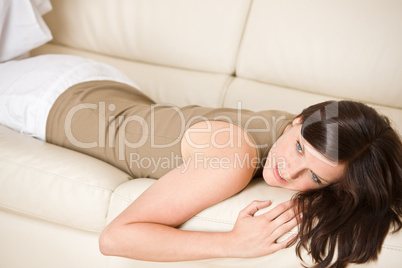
left=99, top=222, right=233, bottom=262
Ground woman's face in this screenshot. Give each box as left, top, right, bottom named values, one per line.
left=263, top=118, right=345, bottom=191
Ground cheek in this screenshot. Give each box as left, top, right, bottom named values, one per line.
left=268, top=140, right=285, bottom=159
left=290, top=180, right=318, bottom=192
left=296, top=183, right=314, bottom=192
left=265, top=143, right=278, bottom=165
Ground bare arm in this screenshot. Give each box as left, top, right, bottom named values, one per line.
left=99, top=121, right=298, bottom=261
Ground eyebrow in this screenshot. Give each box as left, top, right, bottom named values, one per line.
left=299, top=134, right=330, bottom=184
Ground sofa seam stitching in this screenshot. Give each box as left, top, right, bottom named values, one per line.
left=232, top=0, right=254, bottom=77
left=0, top=204, right=101, bottom=233
left=110, top=193, right=236, bottom=225
left=0, top=156, right=123, bottom=192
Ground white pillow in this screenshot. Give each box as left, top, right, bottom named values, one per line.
left=0, top=0, right=53, bottom=62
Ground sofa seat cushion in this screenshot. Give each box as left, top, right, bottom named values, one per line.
left=106, top=176, right=297, bottom=233
left=105, top=159, right=402, bottom=267
left=0, top=125, right=131, bottom=232
left=105, top=177, right=310, bottom=267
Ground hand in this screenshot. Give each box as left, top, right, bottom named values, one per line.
left=227, top=199, right=300, bottom=258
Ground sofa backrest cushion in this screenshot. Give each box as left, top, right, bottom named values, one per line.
left=43, top=0, right=251, bottom=74
left=236, top=0, right=402, bottom=109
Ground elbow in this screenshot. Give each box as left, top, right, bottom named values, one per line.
left=99, top=222, right=143, bottom=259
left=99, top=225, right=117, bottom=256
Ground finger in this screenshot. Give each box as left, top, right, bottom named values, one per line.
left=270, top=233, right=298, bottom=253
left=240, top=200, right=272, bottom=217
left=271, top=208, right=297, bottom=229
left=261, top=199, right=296, bottom=221
left=271, top=217, right=299, bottom=242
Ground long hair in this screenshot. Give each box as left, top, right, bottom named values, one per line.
left=294, top=100, right=402, bottom=267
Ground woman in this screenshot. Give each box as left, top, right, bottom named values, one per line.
left=1, top=54, right=401, bottom=268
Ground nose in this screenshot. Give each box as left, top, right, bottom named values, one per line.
left=284, top=155, right=306, bottom=180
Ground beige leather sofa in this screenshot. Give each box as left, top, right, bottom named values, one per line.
left=1, top=0, right=401, bottom=267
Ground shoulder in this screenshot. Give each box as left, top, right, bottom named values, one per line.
left=181, top=120, right=258, bottom=179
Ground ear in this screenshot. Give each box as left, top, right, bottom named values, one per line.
left=292, top=116, right=303, bottom=126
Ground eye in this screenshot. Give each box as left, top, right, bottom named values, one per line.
left=296, top=141, right=303, bottom=154
left=297, top=140, right=322, bottom=185
left=312, top=172, right=322, bottom=184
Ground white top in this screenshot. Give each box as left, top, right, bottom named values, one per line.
left=0, top=54, right=139, bottom=140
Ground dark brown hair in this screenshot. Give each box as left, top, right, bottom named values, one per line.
left=294, top=100, right=402, bottom=267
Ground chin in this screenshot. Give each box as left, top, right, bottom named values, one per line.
left=262, top=173, right=278, bottom=188
left=262, top=169, right=271, bottom=184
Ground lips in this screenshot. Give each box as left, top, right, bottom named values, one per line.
left=274, top=163, right=287, bottom=183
